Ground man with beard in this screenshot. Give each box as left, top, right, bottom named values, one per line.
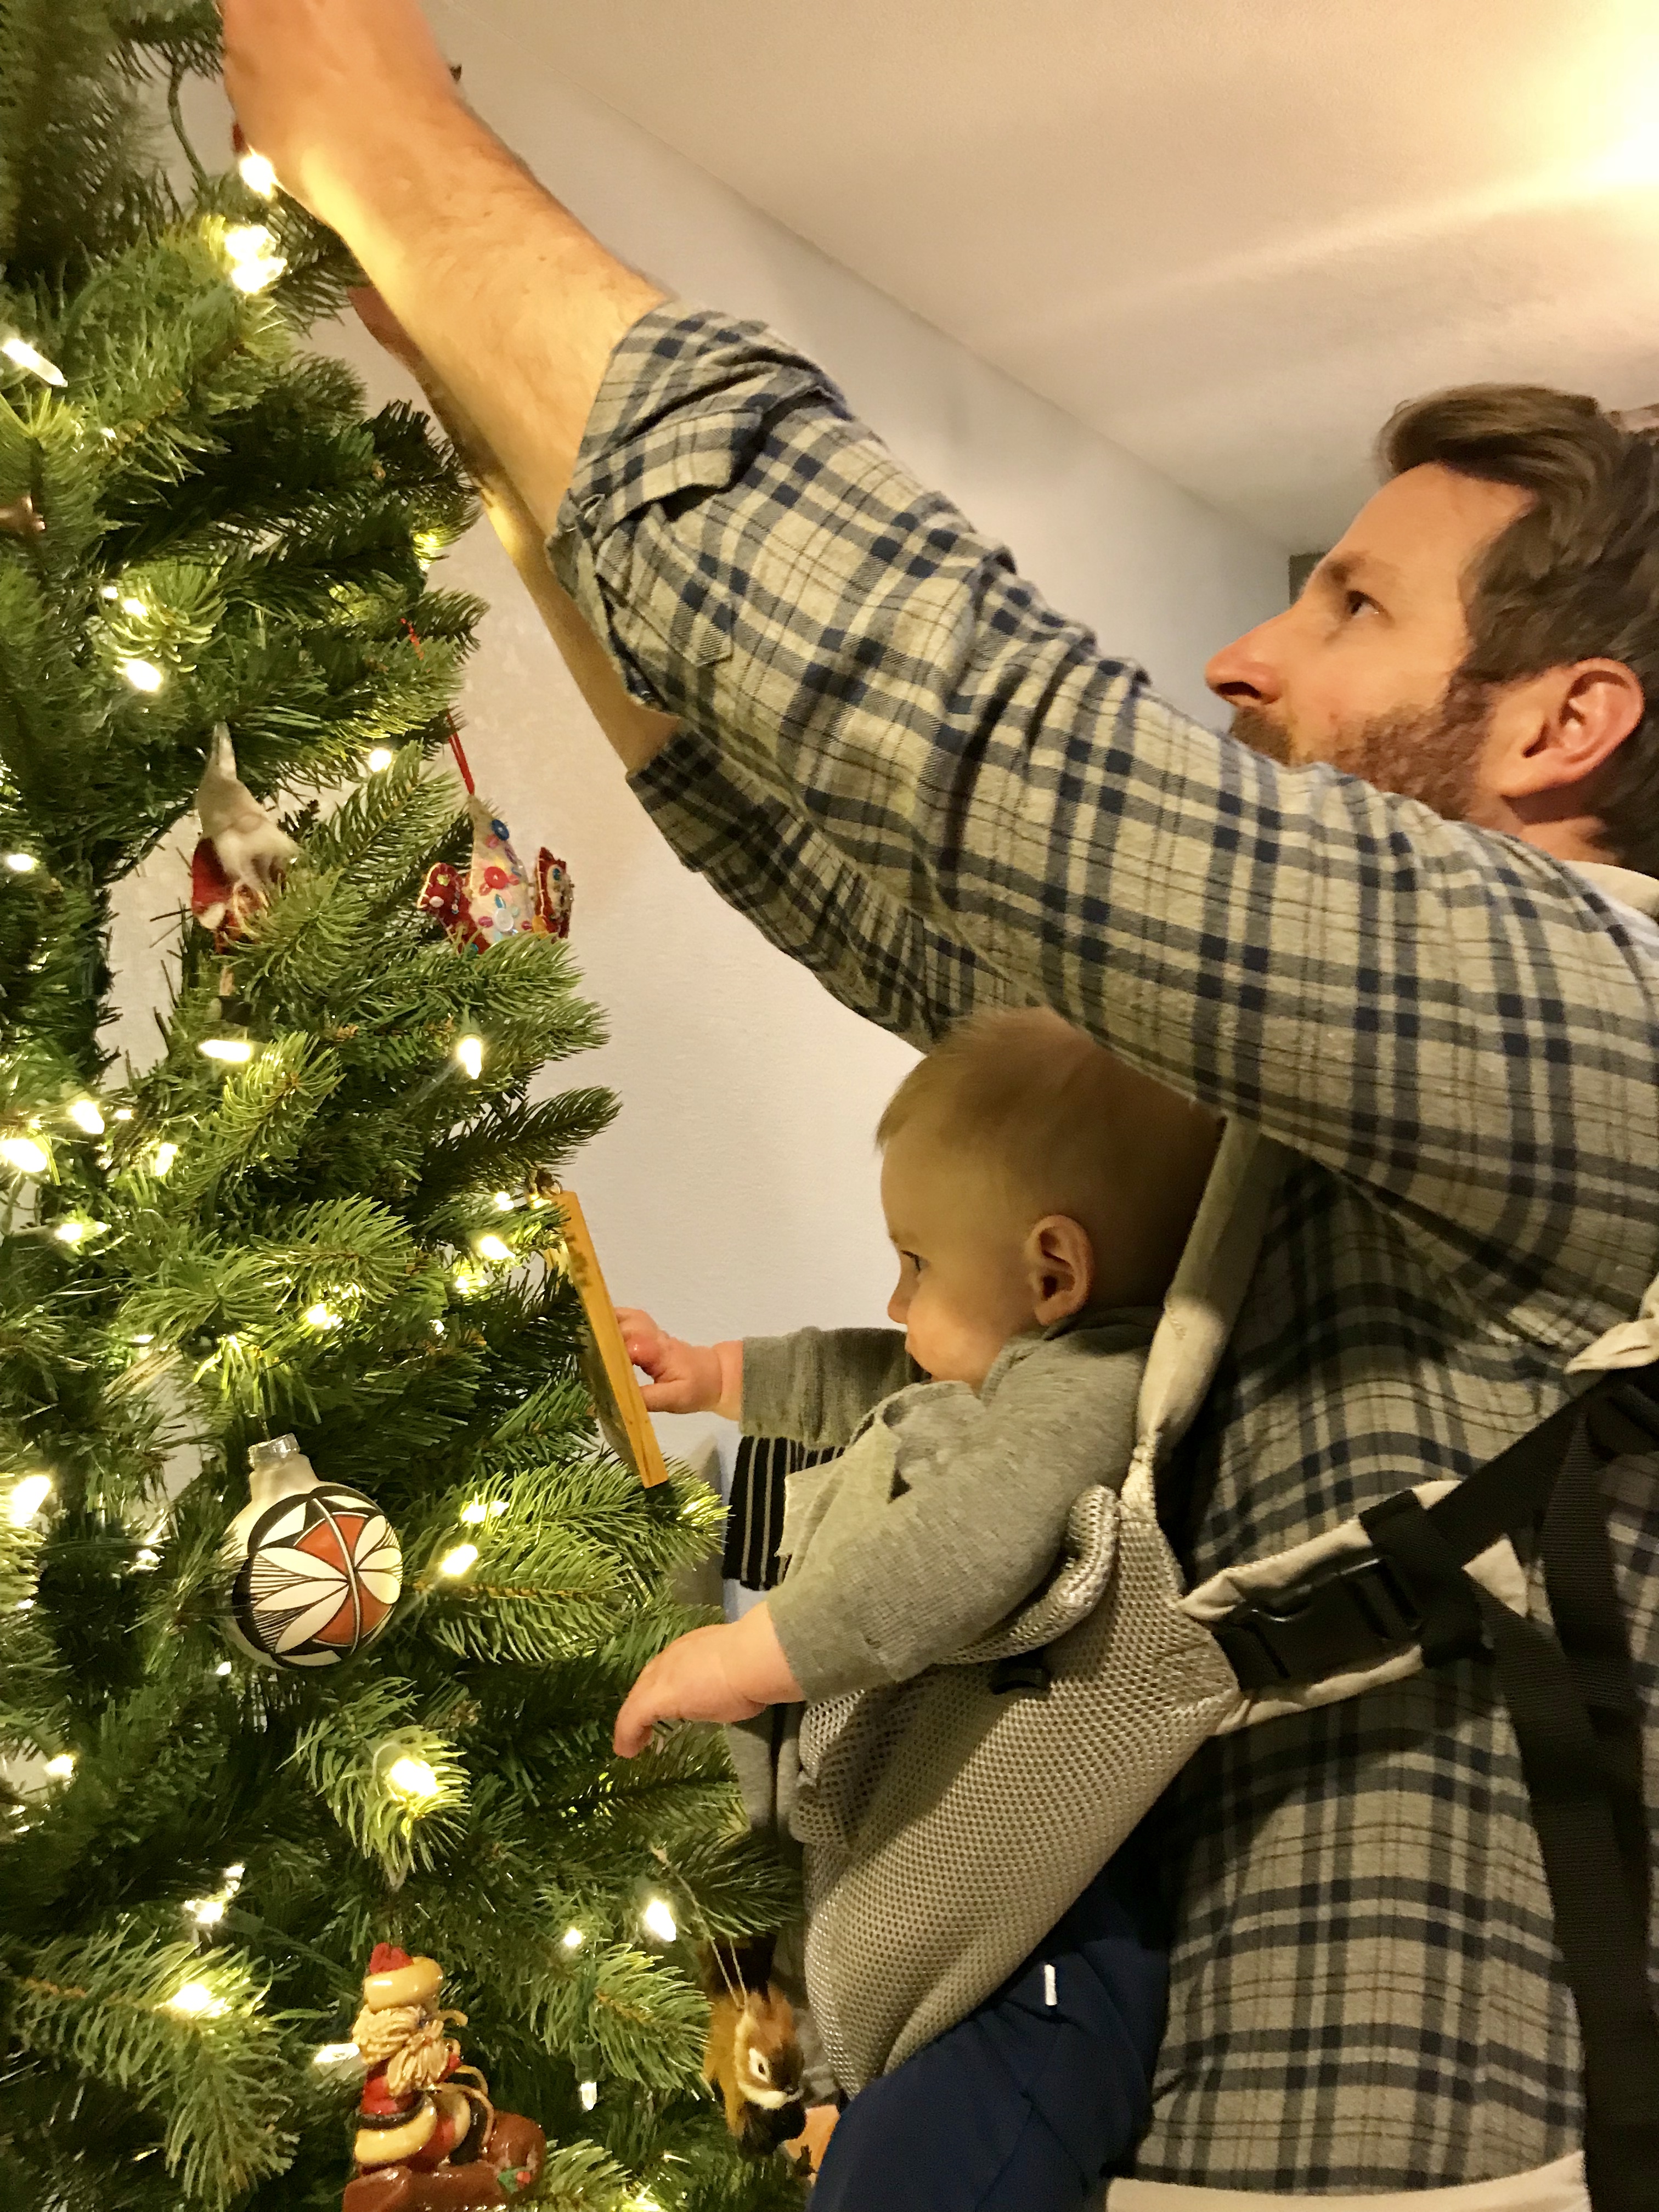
left=222, top=7, right=1659, bottom=2208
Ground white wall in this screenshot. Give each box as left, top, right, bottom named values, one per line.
left=117, top=44, right=1286, bottom=1480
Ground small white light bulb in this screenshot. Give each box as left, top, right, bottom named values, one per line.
left=640, top=1897, right=678, bottom=1944
left=54, top=1220, right=87, bottom=1245
left=67, top=1098, right=105, bottom=1135
left=492, top=1190, right=515, bottom=1212
left=438, top=1543, right=479, bottom=1578
left=302, top=1302, right=341, bottom=1330
left=223, top=222, right=273, bottom=262
left=4, top=851, right=38, bottom=872
left=229, top=253, right=287, bottom=295
left=43, top=1753, right=75, bottom=1779
left=222, top=1865, right=245, bottom=1891
left=365, top=746, right=395, bottom=772
left=476, top=1234, right=511, bottom=1264
left=99, top=584, right=119, bottom=601
left=385, top=1755, right=439, bottom=1802
left=119, top=595, right=146, bottom=618
left=1, top=335, right=66, bottom=387
left=215, top=1660, right=233, bottom=1677
left=151, top=1142, right=178, bottom=1177
left=313, top=2041, right=362, bottom=2069
left=0, top=1136, right=50, bottom=1175
left=459, top=1500, right=488, bottom=1526
left=112, top=1106, right=133, bottom=1121
left=455, top=1034, right=484, bottom=1080
left=8, top=1474, right=52, bottom=1527
left=430, top=1317, right=445, bottom=1336
left=562, top=1926, right=585, bottom=1951
left=167, top=1981, right=227, bottom=2018
left=187, top=1897, right=225, bottom=1926
left=199, top=1037, right=255, bottom=1064
left=119, top=657, right=163, bottom=693
left=238, top=150, right=278, bottom=198
left=578, top=2079, right=599, bottom=2111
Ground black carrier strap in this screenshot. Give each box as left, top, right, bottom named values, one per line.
left=1214, top=1364, right=1659, bottom=2212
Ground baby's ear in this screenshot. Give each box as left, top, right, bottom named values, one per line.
left=1025, top=1215, right=1095, bottom=1324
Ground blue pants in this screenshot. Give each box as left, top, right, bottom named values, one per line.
left=812, top=1838, right=1168, bottom=2212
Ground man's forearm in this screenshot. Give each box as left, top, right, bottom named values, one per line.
left=222, top=0, right=663, bottom=534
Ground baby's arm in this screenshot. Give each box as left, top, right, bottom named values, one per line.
left=613, top=1603, right=800, bottom=1756
left=616, top=1308, right=743, bottom=1420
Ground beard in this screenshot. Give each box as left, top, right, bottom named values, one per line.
left=1231, top=673, right=1494, bottom=825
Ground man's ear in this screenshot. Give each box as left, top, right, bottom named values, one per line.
left=1486, top=659, right=1644, bottom=800
left=1025, top=1216, right=1095, bottom=1327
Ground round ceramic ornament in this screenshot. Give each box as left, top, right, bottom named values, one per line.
left=222, top=1435, right=402, bottom=1669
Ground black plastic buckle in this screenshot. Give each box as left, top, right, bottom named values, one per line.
left=1212, top=1551, right=1425, bottom=1692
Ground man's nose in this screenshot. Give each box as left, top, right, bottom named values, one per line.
left=1205, top=616, right=1287, bottom=709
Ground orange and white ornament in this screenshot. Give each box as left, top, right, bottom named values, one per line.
left=222, top=1435, right=401, bottom=1671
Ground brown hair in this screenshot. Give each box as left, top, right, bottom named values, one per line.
left=1377, top=383, right=1659, bottom=876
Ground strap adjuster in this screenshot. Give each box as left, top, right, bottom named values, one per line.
left=1214, top=1550, right=1424, bottom=1692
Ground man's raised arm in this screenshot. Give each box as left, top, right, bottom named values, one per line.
left=221, top=0, right=662, bottom=538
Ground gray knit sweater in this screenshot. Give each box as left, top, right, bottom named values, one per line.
left=744, top=1311, right=1155, bottom=1700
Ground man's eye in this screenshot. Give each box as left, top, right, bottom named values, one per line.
left=901, top=1252, right=923, bottom=1273
left=1344, top=590, right=1375, bottom=617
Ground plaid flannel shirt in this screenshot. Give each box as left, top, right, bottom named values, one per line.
left=552, top=304, right=1659, bottom=2190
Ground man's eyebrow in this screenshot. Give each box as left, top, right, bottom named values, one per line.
left=1317, top=552, right=1401, bottom=594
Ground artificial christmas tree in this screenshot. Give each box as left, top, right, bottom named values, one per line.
left=0, top=8, right=799, bottom=2207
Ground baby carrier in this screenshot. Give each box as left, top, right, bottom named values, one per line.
left=791, top=1122, right=1659, bottom=2212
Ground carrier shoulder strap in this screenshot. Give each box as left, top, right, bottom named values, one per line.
left=1214, top=1365, right=1659, bottom=2212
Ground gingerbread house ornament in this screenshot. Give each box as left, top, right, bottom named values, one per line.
left=343, top=1945, right=546, bottom=2211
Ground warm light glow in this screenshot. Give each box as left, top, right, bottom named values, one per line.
left=43, top=1753, right=75, bottom=1779
left=199, top=1037, right=255, bottom=1063
left=579, top=2079, right=599, bottom=2111
left=455, top=1034, right=484, bottom=1080
left=113, top=1107, right=133, bottom=1121
left=492, top=1190, right=515, bottom=1212
left=385, top=1755, right=440, bottom=1802
left=152, top=1141, right=179, bottom=1177
left=131, top=1333, right=154, bottom=1346
left=640, top=1897, right=678, bottom=1944
left=2, top=335, right=66, bottom=387
left=303, top=1302, right=341, bottom=1330
left=0, top=1137, right=50, bottom=1175
left=238, top=149, right=278, bottom=198
left=313, top=2041, right=361, bottom=2068
left=215, top=1660, right=233, bottom=1677
left=119, top=657, right=163, bottom=693
left=430, top=1317, right=445, bottom=1336
left=562, top=1926, right=585, bottom=1951
left=120, top=594, right=146, bottom=618
left=438, top=1543, right=479, bottom=1578
left=224, top=222, right=273, bottom=262
left=187, top=1897, right=225, bottom=1926
left=167, top=1981, right=227, bottom=2018
left=223, top=1865, right=245, bottom=1889
left=9, top=1475, right=53, bottom=1527
left=229, top=253, right=287, bottom=295
left=365, top=746, right=395, bottom=772
left=54, top=1221, right=87, bottom=1245
left=100, top=584, right=120, bottom=600
left=67, top=1098, right=105, bottom=1135
left=476, top=1234, right=511, bottom=1264
left=460, top=1500, right=488, bottom=1526
left=4, top=851, right=38, bottom=872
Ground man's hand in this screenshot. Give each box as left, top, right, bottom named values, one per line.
left=617, top=1310, right=743, bottom=1419
left=220, top=0, right=464, bottom=221
left=613, top=1606, right=804, bottom=1758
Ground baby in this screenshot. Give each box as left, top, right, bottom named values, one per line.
left=613, top=1008, right=1218, bottom=2211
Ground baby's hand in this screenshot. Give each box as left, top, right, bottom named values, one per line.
left=613, top=1608, right=803, bottom=1757
left=616, top=1307, right=740, bottom=1418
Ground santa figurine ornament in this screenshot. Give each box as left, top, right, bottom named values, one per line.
left=190, top=725, right=300, bottom=946
left=343, top=1945, right=546, bottom=2211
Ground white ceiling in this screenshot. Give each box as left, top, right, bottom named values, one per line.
left=459, top=0, right=1659, bottom=550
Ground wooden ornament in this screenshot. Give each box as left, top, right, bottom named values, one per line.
left=547, top=1188, right=669, bottom=1488
left=0, top=492, right=43, bottom=538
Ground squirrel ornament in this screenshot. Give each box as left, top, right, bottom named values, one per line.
left=699, top=1936, right=807, bottom=2155
left=341, top=1945, right=545, bottom=2211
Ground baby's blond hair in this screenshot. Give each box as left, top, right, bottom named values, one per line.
left=877, top=1007, right=1217, bottom=1304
